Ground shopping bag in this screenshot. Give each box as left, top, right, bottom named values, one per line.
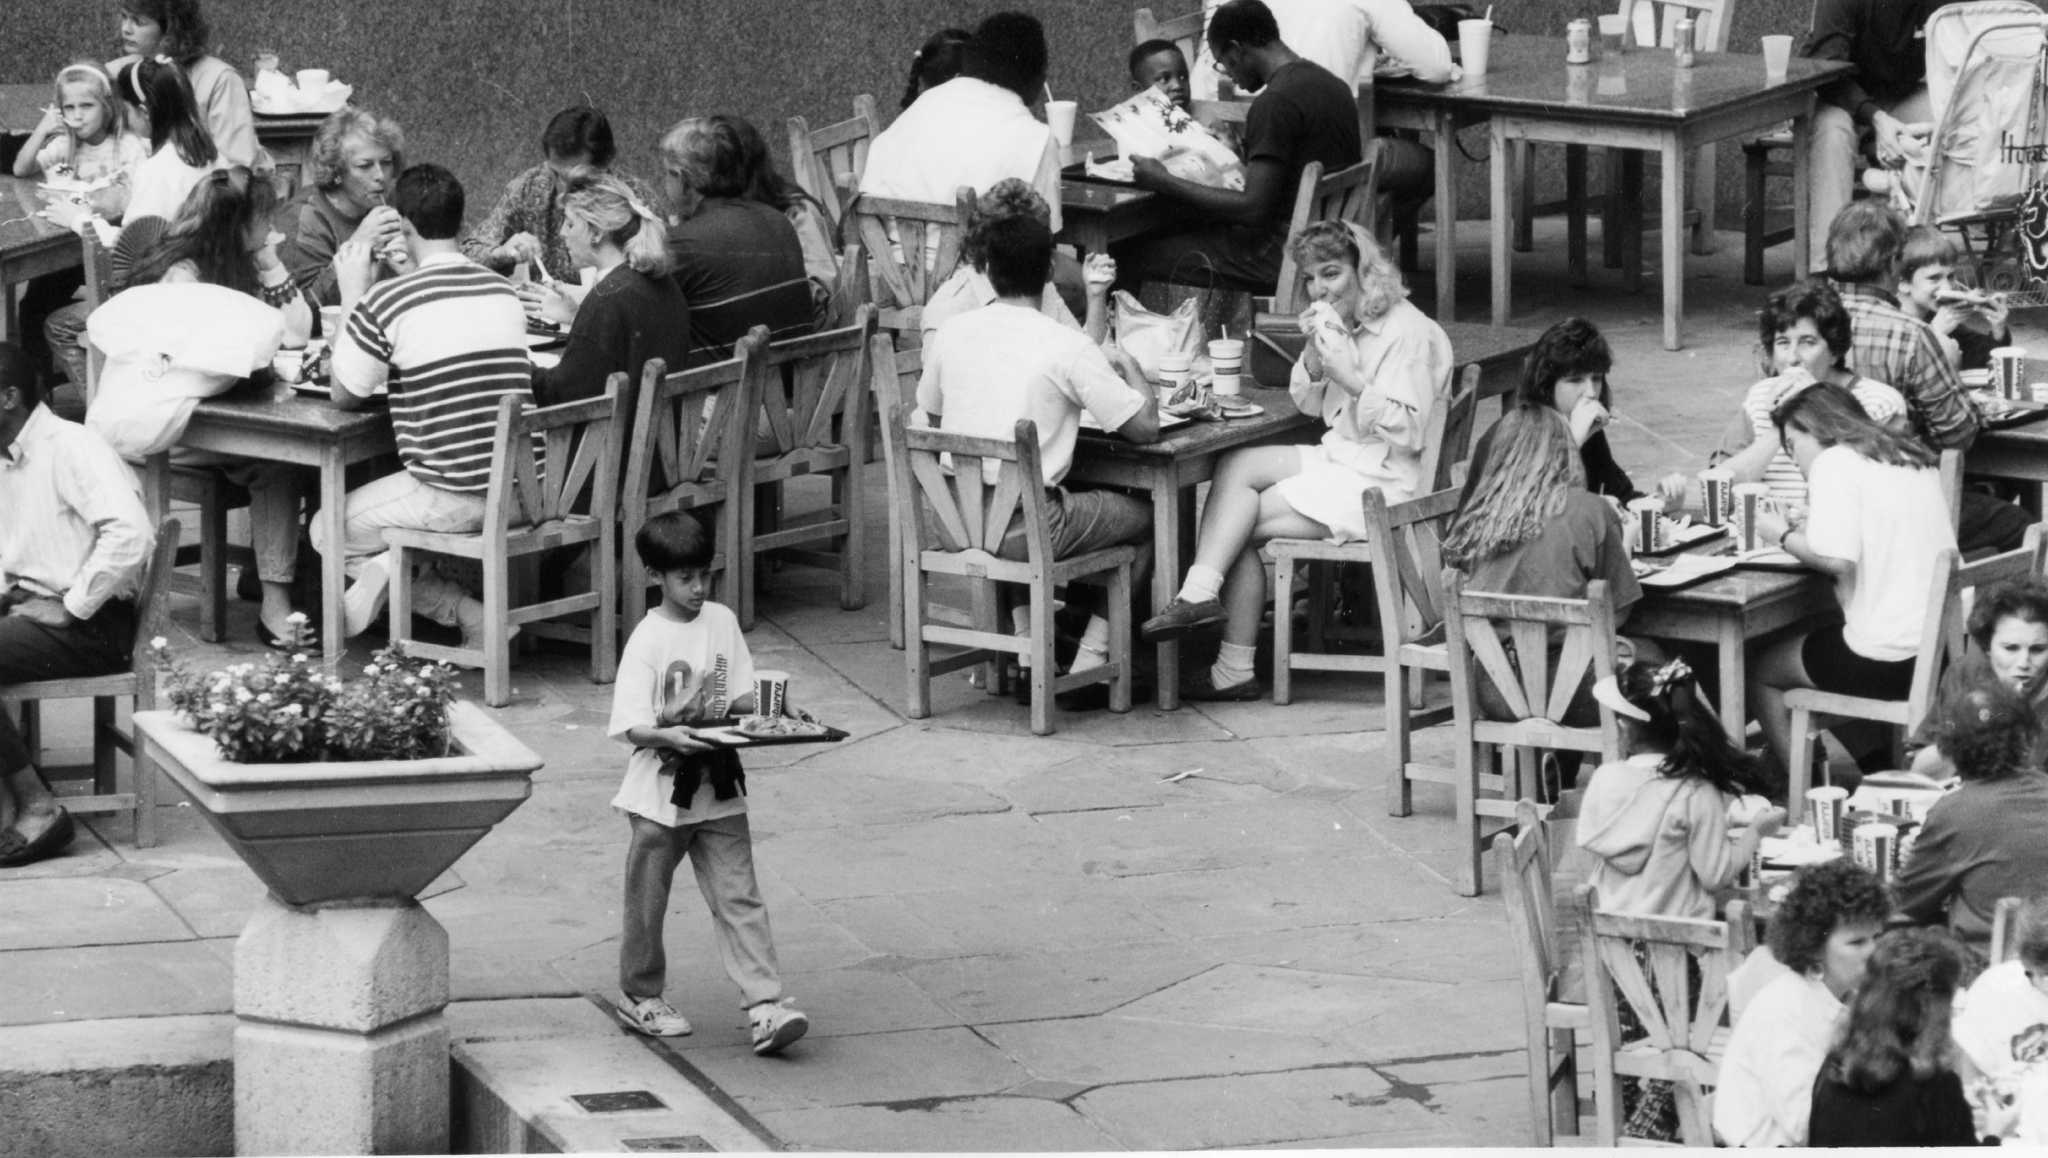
left=1112, top=290, right=1202, bottom=382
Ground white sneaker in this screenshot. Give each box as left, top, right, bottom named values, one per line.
left=1861, top=169, right=1899, bottom=195
left=748, top=1000, right=809, bottom=1056
left=342, top=552, right=391, bottom=637
left=613, top=994, right=693, bottom=1037
left=455, top=597, right=520, bottom=657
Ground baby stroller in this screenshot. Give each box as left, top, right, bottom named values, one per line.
left=1902, top=1, right=2048, bottom=301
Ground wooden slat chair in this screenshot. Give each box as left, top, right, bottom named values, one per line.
left=1741, top=129, right=1798, bottom=285
left=1991, top=896, right=2025, bottom=965
left=385, top=382, right=627, bottom=707
left=787, top=94, right=882, bottom=235
left=1442, top=573, right=1624, bottom=896
left=1269, top=364, right=1478, bottom=708
left=1514, top=0, right=1735, bottom=270
left=892, top=409, right=1139, bottom=735
left=1134, top=5, right=1206, bottom=61
left=849, top=189, right=975, bottom=340
left=1787, top=526, right=2047, bottom=823
left=742, top=307, right=878, bottom=630
left=1494, top=799, right=1589, bottom=1145
left=1, top=520, right=180, bottom=848
left=621, top=331, right=761, bottom=632
left=1572, top=882, right=1749, bottom=1147
left=82, top=230, right=250, bottom=643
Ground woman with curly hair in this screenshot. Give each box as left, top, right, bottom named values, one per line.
left=1809, top=928, right=1991, bottom=1146
left=1715, top=859, right=1891, bottom=1147
left=273, top=106, right=407, bottom=309
left=107, top=0, right=255, bottom=172
left=920, top=178, right=1115, bottom=349
left=1895, top=681, right=2048, bottom=957
left=1749, top=381, right=1956, bottom=771
left=1141, top=221, right=1450, bottom=699
left=1909, top=579, right=2048, bottom=780
left=1709, top=280, right=1909, bottom=505
left=1579, top=656, right=1784, bottom=920
left=1462, top=317, right=1685, bottom=505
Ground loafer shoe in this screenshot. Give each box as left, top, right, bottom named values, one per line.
left=0, top=809, right=75, bottom=868
left=1140, top=597, right=1227, bottom=642
left=1181, top=670, right=1263, bottom=702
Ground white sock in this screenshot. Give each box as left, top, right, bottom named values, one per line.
left=1177, top=564, right=1225, bottom=606
left=1069, top=617, right=1112, bottom=672
left=1210, top=640, right=1256, bottom=689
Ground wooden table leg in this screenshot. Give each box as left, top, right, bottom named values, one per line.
left=1489, top=117, right=1512, bottom=328
left=319, top=445, right=348, bottom=668
left=1433, top=109, right=1458, bottom=323
left=1718, top=615, right=1747, bottom=744
left=1566, top=144, right=1589, bottom=286
left=1791, top=105, right=1814, bottom=281
left=1619, top=150, right=1644, bottom=295
left=1154, top=473, right=1184, bottom=711
left=1660, top=135, right=1686, bottom=351
left=142, top=452, right=169, bottom=523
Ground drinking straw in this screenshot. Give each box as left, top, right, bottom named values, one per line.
left=1483, top=5, right=1493, bottom=21
left=1044, top=82, right=1054, bottom=102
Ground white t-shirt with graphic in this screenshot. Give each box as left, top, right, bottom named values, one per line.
left=608, top=601, right=755, bottom=826
left=1955, top=959, right=2048, bottom=1142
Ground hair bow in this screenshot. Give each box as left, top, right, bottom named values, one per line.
left=1650, top=657, right=1693, bottom=697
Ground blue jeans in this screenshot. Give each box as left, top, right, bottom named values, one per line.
left=998, top=486, right=1152, bottom=614
left=307, top=469, right=485, bottom=626
left=619, top=812, right=782, bottom=1007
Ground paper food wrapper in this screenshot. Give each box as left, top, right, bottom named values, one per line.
left=1088, top=88, right=1245, bottom=191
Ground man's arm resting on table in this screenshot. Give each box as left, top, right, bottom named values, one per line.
left=1131, top=156, right=1288, bottom=227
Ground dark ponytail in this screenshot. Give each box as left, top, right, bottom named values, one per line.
left=1614, top=657, right=1763, bottom=797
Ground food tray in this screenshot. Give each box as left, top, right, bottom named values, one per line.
left=1632, top=553, right=1737, bottom=590
left=1060, top=159, right=1137, bottom=187
left=1638, top=521, right=1725, bottom=555
left=1733, top=547, right=1808, bottom=571
left=689, top=716, right=848, bottom=748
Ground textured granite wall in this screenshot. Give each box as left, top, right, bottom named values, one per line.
left=3, top=0, right=1809, bottom=222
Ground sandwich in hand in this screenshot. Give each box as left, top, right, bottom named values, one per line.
left=1298, top=300, right=1347, bottom=341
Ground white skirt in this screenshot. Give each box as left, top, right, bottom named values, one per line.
left=1270, top=445, right=1402, bottom=544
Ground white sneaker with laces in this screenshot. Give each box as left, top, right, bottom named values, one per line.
left=613, top=994, right=693, bottom=1037
left=748, top=1000, right=809, bottom=1056
left=342, top=552, right=391, bottom=637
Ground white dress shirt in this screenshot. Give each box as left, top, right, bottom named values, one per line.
left=1192, top=0, right=1456, bottom=98
left=861, top=77, right=1063, bottom=233
left=0, top=404, right=153, bottom=620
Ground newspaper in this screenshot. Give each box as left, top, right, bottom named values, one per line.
left=1087, top=87, right=1245, bottom=191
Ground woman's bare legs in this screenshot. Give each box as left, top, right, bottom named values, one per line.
left=1189, top=446, right=1308, bottom=578
left=1750, top=632, right=1814, bottom=773
left=1219, top=490, right=1328, bottom=649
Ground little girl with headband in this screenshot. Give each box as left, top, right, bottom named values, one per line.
left=12, top=63, right=149, bottom=214
left=1576, top=656, right=1786, bottom=921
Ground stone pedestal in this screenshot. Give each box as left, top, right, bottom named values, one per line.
left=233, top=896, right=451, bottom=1156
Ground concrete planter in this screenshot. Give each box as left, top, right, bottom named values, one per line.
left=132, top=702, right=543, bottom=1156
left=132, top=702, right=541, bottom=906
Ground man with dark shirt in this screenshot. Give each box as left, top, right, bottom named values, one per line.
left=1114, top=0, right=1363, bottom=294
left=1801, top=0, right=1944, bottom=271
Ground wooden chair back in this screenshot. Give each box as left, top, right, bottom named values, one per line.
left=1442, top=572, right=1623, bottom=757
left=753, top=305, right=878, bottom=466
left=1992, top=895, right=2026, bottom=965
left=1499, top=799, right=1570, bottom=1024
left=483, top=380, right=626, bottom=536
left=1573, top=882, right=1746, bottom=1146
left=1420, top=364, right=1482, bottom=493
left=129, top=517, right=181, bottom=671
left=1362, top=486, right=1459, bottom=656
left=622, top=329, right=763, bottom=617
left=1135, top=5, right=1207, bottom=60
left=1913, top=530, right=2047, bottom=729
left=788, top=94, right=882, bottom=232
left=82, top=228, right=117, bottom=399
left=849, top=188, right=975, bottom=336
left=1619, top=0, right=1733, bottom=52
left=896, top=412, right=1055, bottom=575
left=1271, top=151, right=1383, bottom=314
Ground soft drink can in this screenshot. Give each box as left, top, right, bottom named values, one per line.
left=1674, top=17, right=1696, bottom=66
left=1567, top=19, right=1593, bottom=64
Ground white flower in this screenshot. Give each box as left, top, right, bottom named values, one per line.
left=255, top=693, right=273, bottom=705
left=292, top=653, right=308, bottom=663
left=149, top=636, right=168, bottom=650
left=281, top=704, right=303, bottom=716
left=363, top=664, right=380, bottom=676
left=235, top=689, right=253, bottom=703
left=285, top=611, right=307, bottom=624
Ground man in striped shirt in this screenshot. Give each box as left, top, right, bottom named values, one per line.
left=317, top=163, right=534, bottom=647
left=0, top=342, right=153, bottom=866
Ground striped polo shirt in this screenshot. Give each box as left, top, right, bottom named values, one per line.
left=1738, top=374, right=1906, bottom=504
left=332, top=253, right=534, bottom=494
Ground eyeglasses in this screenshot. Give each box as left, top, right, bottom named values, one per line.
left=1210, top=45, right=1235, bottom=73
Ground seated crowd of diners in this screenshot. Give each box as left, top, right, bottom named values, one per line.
left=4, top=7, right=2047, bottom=1137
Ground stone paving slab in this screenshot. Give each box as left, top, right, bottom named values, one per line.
left=893, top=944, right=1217, bottom=1025
left=0, top=877, right=194, bottom=950
left=1073, top=1066, right=1444, bottom=1150
left=1033, top=796, right=1398, bottom=878
left=0, top=940, right=231, bottom=1025
left=981, top=1016, right=1361, bottom=1086
left=665, top=1026, right=1036, bottom=1113
left=756, top=1095, right=1125, bottom=1153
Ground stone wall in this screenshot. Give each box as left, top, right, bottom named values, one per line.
left=4, top=0, right=1811, bottom=223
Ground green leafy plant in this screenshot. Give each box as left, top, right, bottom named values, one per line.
left=152, top=615, right=460, bottom=763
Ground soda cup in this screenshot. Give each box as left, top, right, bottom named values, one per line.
left=1628, top=497, right=1667, bottom=553
left=1992, top=346, right=2029, bottom=400
left=1208, top=339, right=1245, bottom=397
left=1854, top=822, right=1899, bottom=881
left=1733, top=483, right=1771, bottom=552
left=1158, top=351, right=1193, bottom=405
left=753, top=670, right=789, bottom=718
left=1807, top=785, right=1848, bottom=842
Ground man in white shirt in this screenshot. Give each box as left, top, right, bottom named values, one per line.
left=862, top=12, right=1063, bottom=235
left=917, top=213, right=1160, bottom=710
left=0, top=342, right=153, bottom=867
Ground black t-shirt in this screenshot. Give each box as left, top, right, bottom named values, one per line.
left=665, top=197, right=815, bottom=366
left=1807, top=1064, right=1980, bottom=1148
left=1242, top=60, right=1364, bottom=228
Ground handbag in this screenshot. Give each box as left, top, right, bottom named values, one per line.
left=1111, top=290, right=1203, bottom=383
left=83, top=282, right=286, bottom=459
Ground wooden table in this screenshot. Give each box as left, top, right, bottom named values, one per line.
left=252, top=112, right=328, bottom=195
left=1965, top=408, right=2048, bottom=513
left=139, top=386, right=397, bottom=667
left=1378, top=39, right=1848, bottom=348
left=0, top=175, right=84, bottom=342
left=1057, top=179, right=1179, bottom=256
left=1627, top=544, right=1835, bottom=741
left=1066, top=386, right=1317, bottom=708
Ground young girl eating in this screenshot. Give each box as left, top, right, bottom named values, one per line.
left=1140, top=222, right=1450, bottom=700
left=11, top=64, right=148, bottom=213
left=1578, top=657, right=1784, bottom=920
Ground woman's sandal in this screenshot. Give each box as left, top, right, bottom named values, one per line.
left=257, top=620, right=320, bottom=652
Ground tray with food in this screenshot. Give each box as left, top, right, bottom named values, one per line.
left=689, top=715, right=849, bottom=748
left=1631, top=552, right=1737, bottom=590
left=1969, top=390, right=2048, bottom=430
left=1637, top=518, right=1726, bottom=555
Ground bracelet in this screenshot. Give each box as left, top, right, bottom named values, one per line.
left=258, top=279, right=299, bottom=309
